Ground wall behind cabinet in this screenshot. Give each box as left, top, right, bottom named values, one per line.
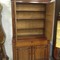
left=0, top=0, right=12, bottom=60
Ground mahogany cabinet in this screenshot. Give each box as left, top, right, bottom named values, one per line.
left=11, top=0, right=55, bottom=60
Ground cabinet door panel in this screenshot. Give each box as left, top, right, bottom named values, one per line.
left=16, top=47, right=31, bottom=60
left=33, top=45, right=49, bottom=60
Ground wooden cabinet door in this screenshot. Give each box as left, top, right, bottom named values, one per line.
left=16, top=47, right=31, bottom=60
left=33, top=45, right=49, bottom=60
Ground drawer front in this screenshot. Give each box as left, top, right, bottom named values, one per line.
left=16, top=40, right=49, bottom=47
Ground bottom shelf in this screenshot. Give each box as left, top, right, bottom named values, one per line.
left=17, top=35, right=45, bottom=40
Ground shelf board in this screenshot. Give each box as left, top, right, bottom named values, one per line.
left=17, top=33, right=43, bottom=36
left=16, top=18, right=45, bottom=20
left=17, top=34, right=44, bottom=37
left=17, top=28, right=44, bottom=30
left=16, top=19, right=45, bottom=21
left=17, top=34, right=45, bottom=40
left=16, top=10, right=46, bottom=12
left=16, top=1, right=49, bottom=4
left=16, top=26, right=44, bottom=30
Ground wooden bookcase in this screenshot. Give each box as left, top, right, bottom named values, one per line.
left=11, top=0, right=55, bottom=60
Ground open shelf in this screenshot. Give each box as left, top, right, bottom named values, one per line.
left=16, top=20, right=44, bottom=29
left=16, top=12, right=45, bottom=19
left=17, top=29, right=44, bottom=36
left=16, top=3, right=46, bottom=11
left=15, top=2, right=46, bottom=38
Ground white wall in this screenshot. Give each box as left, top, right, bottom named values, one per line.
left=0, top=0, right=55, bottom=60
left=0, top=0, right=13, bottom=60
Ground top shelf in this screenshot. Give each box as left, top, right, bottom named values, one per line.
left=15, top=0, right=50, bottom=4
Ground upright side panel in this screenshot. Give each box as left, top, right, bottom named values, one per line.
left=45, top=2, right=55, bottom=41
left=11, top=0, right=17, bottom=60
left=11, top=0, right=16, bottom=39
